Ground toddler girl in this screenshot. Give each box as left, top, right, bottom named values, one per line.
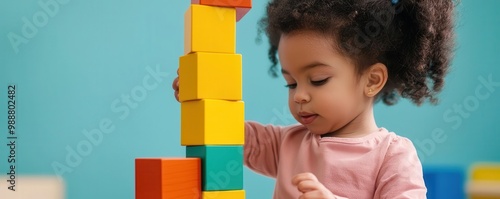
left=173, top=0, right=455, bottom=198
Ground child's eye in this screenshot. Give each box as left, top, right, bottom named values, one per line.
left=285, top=83, right=297, bottom=89
left=311, top=78, right=329, bottom=86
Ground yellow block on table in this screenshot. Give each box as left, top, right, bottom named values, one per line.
left=203, top=190, right=245, bottom=199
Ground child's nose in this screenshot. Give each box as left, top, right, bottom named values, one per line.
left=293, top=88, right=311, bottom=104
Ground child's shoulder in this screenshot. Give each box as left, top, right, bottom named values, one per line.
left=377, top=128, right=420, bottom=158
left=314, top=127, right=419, bottom=154
left=382, top=129, right=417, bottom=146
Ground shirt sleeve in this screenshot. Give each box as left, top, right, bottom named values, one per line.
left=373, top=136, right=427, bottom=199
left=244, top=121, right=287, bottom=178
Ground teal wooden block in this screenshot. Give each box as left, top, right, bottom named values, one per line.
left=186, top=146, right=243, bottom=191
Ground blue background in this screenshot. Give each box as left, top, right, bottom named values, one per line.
left=1, top=0, right=499, bottom=198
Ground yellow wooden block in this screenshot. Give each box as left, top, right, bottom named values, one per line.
left=471, top=163, right=500, bottom=181
left=181, top=99, right=244, bottom=145
left=179, top=52, right=242, bottom=102
left=203, top=190, right=245, bottom=199
left=184, top=4, right=236, bottom=54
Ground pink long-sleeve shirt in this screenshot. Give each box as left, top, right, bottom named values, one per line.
left=244, top=121, right=427, bottom=199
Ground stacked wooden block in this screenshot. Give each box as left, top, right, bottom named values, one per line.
left=136, top=1, right=251, bottom=198
left=467, top=163, right=500, bottom=199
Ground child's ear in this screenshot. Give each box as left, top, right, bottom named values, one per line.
left=364, top=63, right=388, bottom=97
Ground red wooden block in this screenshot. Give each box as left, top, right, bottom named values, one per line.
left=192, top=0, right=251, bottom=8
left=135, top=158, right=201, bottom=199
left=191, top=0, right=252, bottom=21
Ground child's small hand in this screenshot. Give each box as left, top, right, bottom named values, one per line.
left=171, top=68, right=179, bottom=102
left=292, top=173, right=344, bottom=199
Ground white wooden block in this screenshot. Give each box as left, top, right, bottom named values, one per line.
left=0, top=175, right=65, bottom=199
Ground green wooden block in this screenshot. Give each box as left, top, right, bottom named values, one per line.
left=186, top=146, right=243, bottom=191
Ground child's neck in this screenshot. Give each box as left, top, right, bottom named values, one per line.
left=321, top=107, right=379, bottom=138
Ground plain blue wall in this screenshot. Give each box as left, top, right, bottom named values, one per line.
left=1, top=0, right=499, bottom=198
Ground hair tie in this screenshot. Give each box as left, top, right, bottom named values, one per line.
left=391, top=0, right=399, bottom=5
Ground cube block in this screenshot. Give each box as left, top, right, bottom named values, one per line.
left=423, top=167, right=465, bottom=199
left=203, top=190, right=245, bottom=199
left=191, top=0, right=251, bottom=8
left=471, top=164, right=500, bottom=181
left=181, top=99, right=244, bottom=145
left=184, top=4, right=236, bottom=54
left=135, top=158, right=201, bottom=199
left=186, top=146, right=243, bottom=191
left=235, top=8, right=251, bottom=22
left=468, top=163, right=500, bottom=199
left=191, top=0, right=251, bottom=21
left=468, top=181, right=500, bottom=199
left=179, top=52, right=242, bottom=102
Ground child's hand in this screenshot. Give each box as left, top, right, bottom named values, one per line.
left=292, top=173, right=345, bottom=199
left=171, top=68, right=179, bottom=102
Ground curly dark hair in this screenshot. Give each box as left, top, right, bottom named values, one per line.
left=258, top=0, right=456, bottom=105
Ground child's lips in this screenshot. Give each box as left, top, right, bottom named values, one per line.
left=299, top=114, right=318, bottom=124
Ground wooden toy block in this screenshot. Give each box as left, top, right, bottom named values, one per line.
left=191, top=0, right=252, bottom=21
left=0, top=176, right=64, bottom=199
left=191, top=0, right=251, bottom=8
left=468, top=181, right=500, bottom=199
left=423, top=167, right=465, bottom=199
left=467, top=163, right=500, bottom=199
left=203, top=190, right=245, bottom=199
left=181, top=99, right=244, bottom=145
left=186, top=146, right=243, bottom=191
left=135, top=158, right=201, bottom=199
left=471, top=164, right=500, bottom=181
left=184, top=4, right=236, bottom=54
left=235, top=8, right=251, bottom=22
left=179, top=52, right=242, bottom=102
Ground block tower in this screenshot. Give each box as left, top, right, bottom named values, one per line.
left=135, top=1, right=251, bottom=198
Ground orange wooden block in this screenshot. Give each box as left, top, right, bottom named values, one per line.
left=191, top=0, right=252, bottom=21
left=135, top=158, right=201, bottom=199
